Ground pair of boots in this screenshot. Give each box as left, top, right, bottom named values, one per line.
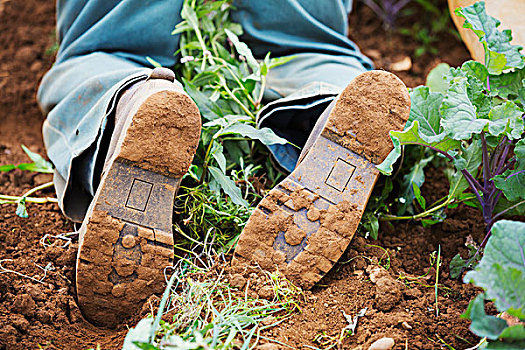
left=76, top=67, right=410, bottom=327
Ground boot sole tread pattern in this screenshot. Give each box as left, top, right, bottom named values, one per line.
left=76, top=89, right=201, bottom=327
left=234, top=71, right=410, bottom=289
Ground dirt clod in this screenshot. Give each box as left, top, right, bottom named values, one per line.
left=375, top=277, right=402, bottom=312
left=12, top=294, right=36, bottom=317
left=257, top=285, right=274, bottom=300
left=230, top=273, right=246, bottom=289
left=366, top=265, right=390, bottom=283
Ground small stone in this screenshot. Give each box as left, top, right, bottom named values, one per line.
left=122, top=234, right=137, bottom=248
left=353, top=270, right=364, bottom=278
left=256, top=343, right=279, bottom=350
left=401, top=321, right=412, bottom=330
left=367, top=265, right=389, bottom=283
left=15, top=46, right=34, bottom=62
left=365, top=49, right=381, bottom=60
left=375, top=277, right=402, bottom=312
left=368, top=337, right=395, bottom=350
left=30, top=60, right=43, bottom=72
left=230, top=273, right=246, bottom=289
left=390, top=56, right=412, bottom=71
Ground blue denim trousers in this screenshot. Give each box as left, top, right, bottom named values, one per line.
left=38, top=0, right=373, bottom=222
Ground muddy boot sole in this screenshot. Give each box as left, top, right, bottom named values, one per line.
left=233, top=71, right=410, bottom=289
left=76, top=89, right=201, bottom=328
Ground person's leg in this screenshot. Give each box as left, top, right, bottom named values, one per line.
left=38, top=0, right=184, bottom=222
left=231, top=0, right=374, bottom=171
left=38, top=0, right=202, bottom=327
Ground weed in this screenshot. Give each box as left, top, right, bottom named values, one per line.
left=308, top=308, right=367, bottom=350
left=122, top=261, right=301, bottom=349
left=397, top=250, right=452, bottom=298
left=168, top=0, right=295, bottom=253
left=434, top=245, right=441, bottom=317
left=311, top=330, right=352, bottom=350
left=433, top=334, right=456, bottom=350
left=0, top=145, right=57, bottom=217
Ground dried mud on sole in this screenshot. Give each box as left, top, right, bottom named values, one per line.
left=76, top=88, right=201, bottom=327
left=234, top=71, right=410, bottom=290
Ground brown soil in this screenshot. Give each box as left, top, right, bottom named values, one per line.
left=0, top=0, right=490, bottom=349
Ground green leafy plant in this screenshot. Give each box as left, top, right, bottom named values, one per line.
left=169, top=0, right=294, bottom=252
left=0, top=145, right=56, bottom=217
left=378, top=2, right=525, bottom=253
left=173, top=164, right=259, bottom=256
left=462, top=220, right=525, bottom=349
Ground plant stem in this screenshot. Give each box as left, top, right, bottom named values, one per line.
left=254, top=75, right=266, bottom=109
left=491, top=199, right=525, bottom=222
left=200, top=139, right=216, bottom=184
left=381, top=191, right=478, bottom=223
left=435, top=245, right=441, bottom=318
left=215, top=57, right=257, bottom=108
left=500, top=159, right=516, bottom=173
left=0, top=194, right=57, bottom=204
left=424, top=144, right=455, bottom=162
left=490, top=136, right=505, bottom=175
left=409, top=142, right=486, bottom=194
left=461, top=169, right=486, bottom=195
left=461, top=172, right=485, bottom=207
left=0, top=182, right=57, bottom=204
left=23, top=181, right=54, bottom=198
left=221, top=79, right=255, bottom=119
left=480, top=132, right=491, bottom=187
left=494, top=138, right=512, bottom=175
left=381, top=197, right=452, bottom=221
